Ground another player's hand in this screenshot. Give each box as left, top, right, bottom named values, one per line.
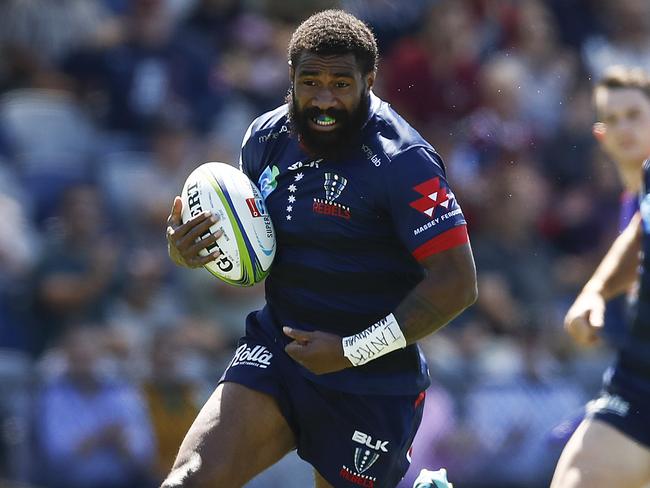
left=563, top=290, right=605, bottom=347
left=283, top=327, right=353, bottom=375
left=166, top=196, right=223, bottom=268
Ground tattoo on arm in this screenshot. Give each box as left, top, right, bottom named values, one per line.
left=395, top=290, right=451, bottom=344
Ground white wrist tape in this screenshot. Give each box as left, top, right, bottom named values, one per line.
left=342, top=313, right=407, bottom=366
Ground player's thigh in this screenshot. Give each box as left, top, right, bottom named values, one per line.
left=164, top=381, right=296, bottom=488
left=551, top=418, right=650, bottom=488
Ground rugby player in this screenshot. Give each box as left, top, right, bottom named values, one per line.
left=551, top=67, right=650, bottom=488
left=164, top=10, right=476, bottom=488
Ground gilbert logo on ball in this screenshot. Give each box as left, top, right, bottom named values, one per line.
left=180, top=162, right=276, bottom=286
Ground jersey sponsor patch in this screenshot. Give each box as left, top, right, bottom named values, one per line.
left=409, top=177, right=452, bottom=218
left=258, top=165, right=279, bottom=199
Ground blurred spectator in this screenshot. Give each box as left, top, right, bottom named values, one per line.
left=507, top=0, right=579, bottom=137
left=140, top=329, right=201, bottom=482
left=33, top=326, right=155, bottom=488
left=184, top=0, right=244, bottom=53
left=381, top=0, right=481, bottom=129
left=100, top=114, right=198, bottom=243
left=0, top=88, right=98, bottom=221
left=105, top=248, right=186, bottom=364
left=582, top=0, right=650, bottom=78
left=342, top=0, right=430, bottom=53
left=0, top=185, right=40, bottom=351
left=33, top=184, right=122, bottom=354
left=0, top=0, right=118, bottom=67
left=443, top=327, right=586, bottom=488
left=65, top=0, right=218, bottom=135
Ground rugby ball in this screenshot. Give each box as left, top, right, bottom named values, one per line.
left=180, top=162, right=276, bottom=286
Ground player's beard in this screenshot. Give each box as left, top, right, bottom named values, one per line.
left=287, top=87, right=370, bottom=161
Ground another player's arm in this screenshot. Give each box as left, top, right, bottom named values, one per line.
left=564, top=211, right=642, bottom=346
left=393, top=242, right=477, bottom=343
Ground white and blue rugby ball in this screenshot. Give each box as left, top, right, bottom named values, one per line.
left=180, top=162, right=276, bottom=286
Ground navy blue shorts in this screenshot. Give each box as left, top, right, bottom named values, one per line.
left=220, top=312, right=425, bottom=488
left=587, top=365, right=650, bottom=448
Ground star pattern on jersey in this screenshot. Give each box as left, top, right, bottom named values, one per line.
left=294, top=172, right=304, bottom=181
left=409, top=177, right=450, bottom=219
left=286, top=185, right=298, bottom=220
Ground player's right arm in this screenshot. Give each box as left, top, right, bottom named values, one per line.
left=166, top=196, right=223, bottom=268
left=565, top=211, right=642, bottom=346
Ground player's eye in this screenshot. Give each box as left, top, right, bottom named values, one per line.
left=302, top=79, right=317, bottom=87
left=335, top=81, right=350, bottom=88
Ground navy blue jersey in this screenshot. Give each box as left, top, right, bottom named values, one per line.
left=239, top=92, right=468, bottom=395
left=624, top=159, right=650, bottom=380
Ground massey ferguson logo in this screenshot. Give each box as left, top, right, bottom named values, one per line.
left=228, top=344, right=273, bottom=369
left=409, top=177, right=451, bottom=219
left=313, top=173, right=351, bottom=220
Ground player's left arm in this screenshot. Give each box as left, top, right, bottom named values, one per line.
left=284, top=147, right=477, bottom=374
left=283, top=245, right=476, bottom=375
left=393, top=242, right=477, bottom=343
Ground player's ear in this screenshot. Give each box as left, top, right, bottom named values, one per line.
left=593, top=122, right=606, bottom=141
left=365, top=71, right=375, bottom=91
left=288, top=60, right=295, bottom=82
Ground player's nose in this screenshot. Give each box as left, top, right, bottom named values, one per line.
left=312, top=88, right=337, bottom=111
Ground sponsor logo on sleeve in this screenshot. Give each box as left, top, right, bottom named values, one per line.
left=409, top=177, right=453, bottom=218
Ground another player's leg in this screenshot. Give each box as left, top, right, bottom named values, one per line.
left=550, top=418, right=650, bottom=488
left=161, top=381, right=295, bottom=488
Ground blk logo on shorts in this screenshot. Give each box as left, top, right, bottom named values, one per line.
left=228, top=344, right=273, bottom=369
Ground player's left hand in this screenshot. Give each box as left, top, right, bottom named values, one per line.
left=283, top=327, right=353, bottom=375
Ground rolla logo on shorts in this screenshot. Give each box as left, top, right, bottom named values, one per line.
left=228, top=344, right=273, bottom=369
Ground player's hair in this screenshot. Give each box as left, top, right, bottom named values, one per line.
left=595, top=65, right=650, bottom=99
left=288, top=10, right=378, bottom=75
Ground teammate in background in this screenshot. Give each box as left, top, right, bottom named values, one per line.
left=164, top=10, right=476, bottom=488
left=551, top=67, right=650, bottom=487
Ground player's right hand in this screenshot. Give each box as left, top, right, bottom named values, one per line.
left=166, top=196, right=223, bottom=268
left=563, top=290, right=605, bottom=347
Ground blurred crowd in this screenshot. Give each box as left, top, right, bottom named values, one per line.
left=0, top=0, right=649, bottom=487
